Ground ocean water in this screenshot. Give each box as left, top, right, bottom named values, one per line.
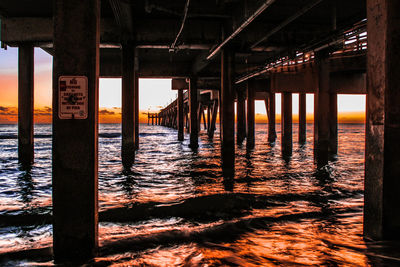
left=0, top=123, right=399, bottom=266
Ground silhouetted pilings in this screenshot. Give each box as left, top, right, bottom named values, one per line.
left=158, top=85, right=219, bottom=141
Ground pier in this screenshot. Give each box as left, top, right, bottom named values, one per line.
left=0, top=0, right=398, bottom=262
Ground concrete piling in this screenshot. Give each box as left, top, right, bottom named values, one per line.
left=18, top=44, right=34, bottom=166
left=246, top=82, right=255, bottom=149
left=189, top=77, right=199, bottom=149
left=237, top=89, right=246, bottom=144
left=177, top=89, right=184, bottom=141
left=364, top=0, right=400, bottom=240
left=220, top=48, right=235, bottom=172
left=299, top=93, right=306, bottom=144
left=281, top=92, right=292, bottom=156
left=52, top=0, right=99, bottom=261
left=314, top=53, right=331, bottom=160
left=134, top=71, right=139, bottom=149
left=267, top=92, right=277, bottom=143
left=121, top=41, right=136, bottom=166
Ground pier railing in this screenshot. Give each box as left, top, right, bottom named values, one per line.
left=236, top=20, right=367, bottom=84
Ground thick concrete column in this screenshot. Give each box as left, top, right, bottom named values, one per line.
left=18, top=44, right=34, bottom=166
left=299, top=93, right=306, bottom=144
left=281, top=92, right=292, bottom=156
left=52, top=0, right=99, bottom=261
left=221, top=48, right=235, bottom=172
left=177, top=89, right=184, bottom=141
left=134, top=70, right=139, bottom=149
left=121, top=41, right=135, bottom=166
left=237, top=89, right=246, bottom=144
left=189, top=77, right=198, bottom=149
left=329, top=93, right=338, bottom=153
left=314, top=53, right=330, bottom=159
left=365, top=0, right=400, bottom=240
left=268, top=92, right=277, bottom=143
left=246, top=83, right=255, bottom=149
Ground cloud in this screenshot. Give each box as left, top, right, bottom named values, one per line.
left=34, top=107, right=52, bottom=116
left=99, top=109, right=115, bottom=115
left=0, top=106, right=17, bottom=115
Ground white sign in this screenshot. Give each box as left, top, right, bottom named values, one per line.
left=58, top=76, right=88, bottom=119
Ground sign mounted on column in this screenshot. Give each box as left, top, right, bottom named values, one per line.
left=58, top=76, right=88, bottom=119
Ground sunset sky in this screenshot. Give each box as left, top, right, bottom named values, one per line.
left=0, top=47, right=365, bottom=124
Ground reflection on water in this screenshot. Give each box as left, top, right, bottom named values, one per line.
left=1, top=123, right=400, bottom=265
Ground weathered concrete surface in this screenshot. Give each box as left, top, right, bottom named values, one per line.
left=220, top=49, right=235, bottom=172
left=365, top=0, right=400, bottom=240
left=18, top=44, right=34, bottom=165
left=52, top=0, right=99, bottom=261
left=121, top=42, right=136, bottom=167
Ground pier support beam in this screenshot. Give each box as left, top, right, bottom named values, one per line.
left=364, top=0, right=400, bottom=240
left=121, top=41, right=136, bottom=167
left=221, top=48, right=235, bottom=172
left=134, top=71, right=139, bottom=149
left=267, top=92, right=277, bottom=143
left=208, top=99, right=218, bottom=138
left=18, top=44, right=34, bottom=166
left=189, top=77, right=198, bottom=149
left=237, top=89, right=246, bottom=144
left=246, top=82, right=255, bottom=149
left=314, top=53, right=331, bottom=160
left=177, top=89, right=184, bottom=141
left=52, top=0, right=99, bottom=261
left=281, top=92, right=292, bottom=156
left=329, top=93, right=338, bottom=153
left=299, top=93, right=306, bottom=144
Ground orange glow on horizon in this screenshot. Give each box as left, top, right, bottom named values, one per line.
left=0, top=107, right=366, bottom=124
left=0, top=48, right=367, bottom=125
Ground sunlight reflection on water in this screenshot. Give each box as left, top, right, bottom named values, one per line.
left=2, top=123, right=397, bottom=266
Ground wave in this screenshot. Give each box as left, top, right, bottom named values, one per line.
left=0, top=191, right=364, bottom=227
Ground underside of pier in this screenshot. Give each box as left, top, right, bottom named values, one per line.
left=2, top=0, right=399, bottom=263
